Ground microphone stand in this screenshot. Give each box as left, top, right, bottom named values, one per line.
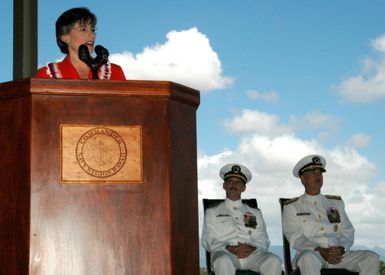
left=90, top=66, right=98, bottom=80
left=78, top=44, right=99, bottom=79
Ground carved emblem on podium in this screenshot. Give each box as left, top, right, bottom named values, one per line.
left=75, top=127, right=127, bottom=178
left=61, top=125, right=142, bottom=183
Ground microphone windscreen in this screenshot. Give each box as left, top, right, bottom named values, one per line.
left=95, top=45, right=109, bottom=58
left=78, top=44, right=91, bottom=62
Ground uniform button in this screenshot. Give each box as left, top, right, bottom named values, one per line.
left=314, top=202, right=318, bottom=205
left=320, top=227, right=324, bottom=231
left=235, top=217, right=239, bottom=220
left=303, top=220, right=306, bottom=223
left=248, top=230, right=252, bottom=235
left=318, top=215, right=321, bottom=218
left=233, top=207, right=237, bottom=210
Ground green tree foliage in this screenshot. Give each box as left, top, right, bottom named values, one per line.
left=380, top=261, right=385, bottom=275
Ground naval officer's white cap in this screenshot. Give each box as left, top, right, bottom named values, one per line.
left=293, top=154, right=326, bottom=178
left=219, top=163, right=252, bottom=184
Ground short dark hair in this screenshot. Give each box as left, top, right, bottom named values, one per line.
left=56, top=7, right=97, bottom=54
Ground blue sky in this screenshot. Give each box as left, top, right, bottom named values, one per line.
left=1, top=0, right=385, bottom=260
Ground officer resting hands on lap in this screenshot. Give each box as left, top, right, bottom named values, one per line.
left=202, top=163, right=282, bottom=275
left=282, top=154, right=380, bottom=275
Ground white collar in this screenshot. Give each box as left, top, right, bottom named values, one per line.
left=225, top=198, right=242, bottom=208
left=304, top=193, right=322, bottom=202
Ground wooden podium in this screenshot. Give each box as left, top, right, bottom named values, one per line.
left=0, top=78, right=200, bottom=274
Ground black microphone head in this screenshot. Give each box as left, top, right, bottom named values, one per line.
left=93, top=45, right=109, bottom=66
left=95, top=45, right=109, bottom=58
left=78, top=44, right=91, bottom=63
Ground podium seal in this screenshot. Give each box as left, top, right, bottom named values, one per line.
left=76, top=127, right=127, bottom=178
left=61, top=124, right=142, bottom=183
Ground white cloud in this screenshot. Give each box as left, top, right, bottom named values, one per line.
left=109, top=27, right=233, bottom=93
left=290, top=110, right=340, bottom=130
left=347, top=133, right=371, bottom=148
left=223, top=109, right=293, bottom=138
left=289, top=111, right=340, bottom=142
left=223, top=109, right=341, bottom=143
left=371, top=33, right=385, bottom=53
left=246, top=89, right=278, bottom=103
left=198, top=108, right=383, bottom=250
left=336, top=33, right=385, bottom=102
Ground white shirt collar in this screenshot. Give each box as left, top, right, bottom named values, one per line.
left=304, top=193, right=322, bottom=202
left=225, top=198, right=242, bottom=208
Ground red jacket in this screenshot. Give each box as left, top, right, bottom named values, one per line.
left=35, top=55, right=126, bottom=80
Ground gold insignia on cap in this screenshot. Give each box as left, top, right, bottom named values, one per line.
left=232, top=165, right=241, bottom=173
left=312, top=156, right=321, bottom=164
left=220, top=163, right=252, bottom=183
left=299, top=156, right=326, bottom=176
left=224, top=165, right=247, bottom=183
left=293, top=154, right=327, bottom=178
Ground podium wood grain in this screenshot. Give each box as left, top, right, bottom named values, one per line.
left=0, top=78, right=200, bottom=275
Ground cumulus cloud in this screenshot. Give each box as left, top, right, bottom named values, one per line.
left=198, top=108, right=382, bottom=249
left=246, top=89, right=278, bottom=103
left=222, top=109, right=341, bottom=143
left=290, top=110, right=340, bottom=130
left=223, top=109, right=293, bottom=137
left=371, top=33, right=385, bottom=53
left=347, top=133, right=371, bottom=148
left=336, top=33, right=385, bottom=102
left=109, top=27, right=233, bottom=93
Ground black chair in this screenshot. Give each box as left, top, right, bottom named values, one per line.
left=279, top=198, right=359, bottom=275
left=202, top=198, right=260, bottom=275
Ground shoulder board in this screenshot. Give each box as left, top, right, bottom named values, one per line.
left=283, top=197, right=299, bottom=205
left=325, top=195, right=342, bottom=200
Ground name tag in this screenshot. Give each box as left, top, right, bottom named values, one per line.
left=297, top=212, right=311, bottom=216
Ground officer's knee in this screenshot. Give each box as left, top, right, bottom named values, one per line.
left=297, top=250, right=322, bottom=269
left=301, top=251, right=320, bottom=262
left=214, top=253, right=232, bottom=263
left=259, top=253, right=282, bottom=272
left=267, top=254, right=282, bottom=266
left=213, top=253, right=235, bottom=270
left=365, top=250, right=380, bottom=264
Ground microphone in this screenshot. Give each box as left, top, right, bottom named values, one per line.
left=93, top=45, right=109, bottom=67
left=78, top=44, right=98, bottom=79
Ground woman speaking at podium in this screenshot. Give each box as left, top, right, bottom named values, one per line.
left=35, top=7, right=126, bottom=80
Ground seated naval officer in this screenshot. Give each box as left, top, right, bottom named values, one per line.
left=202, top=163, right=282, bottom=275
left=282, top=154, right=380, bottom=275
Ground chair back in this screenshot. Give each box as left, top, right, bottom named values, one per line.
left=279, top=198, right=297, bottom=274
left=202, top=198, right=259, bottom=275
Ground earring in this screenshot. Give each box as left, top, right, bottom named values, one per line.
left=65, top=40, right=70, bottom=46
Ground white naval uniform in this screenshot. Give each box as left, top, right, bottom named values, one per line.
left=282, top=193, right=379, bottom=275
left=202, top=198, right=281, bottom=275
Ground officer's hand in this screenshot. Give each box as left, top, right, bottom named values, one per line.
left=315, top=246, right=344, bottom=265
left=225, top=245, right=238, bottom=255
left=226, top=242, right=256, bottom=259
left=237, top=243, right=256, bottom=258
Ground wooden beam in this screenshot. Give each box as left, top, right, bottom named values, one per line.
left=13, top=0, right=38, bottom=80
